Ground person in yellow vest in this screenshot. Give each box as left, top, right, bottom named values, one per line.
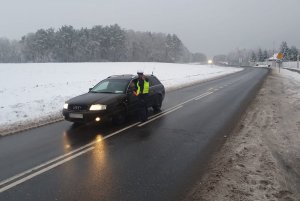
left=135, top=70, right=150, bottom=122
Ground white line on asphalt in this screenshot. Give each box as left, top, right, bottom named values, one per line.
left=138, top=90, right=215, bottom=127
left=195, top=92, right=214, bottom=100
left=147, top=104, right=186, bottom=120
left=0, top=147, right=95, bottom=193
left=138, top=106, right=183, bottom=127
left=0, top=123, right=140, bottom=191
left=198, top=91, right=212, bottom=97
left=144, top=90, right=216, bottom=125
left=194, top=92, right=211, bottom=100
left=102, top=122, right=141, bottom=139
left=0, top=89, right=217, bottom=193
left=178, top=96, right=198, bottom=105
left=0, top=141, right=96, bottom=187
left=179, top=92, right=211, bottom=105
left=143, top=90, right=214, bottom=124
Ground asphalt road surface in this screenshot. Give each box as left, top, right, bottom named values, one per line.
left=0, top=67, right=269, bottom=201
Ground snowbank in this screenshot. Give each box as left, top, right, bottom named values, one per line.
left=282, top=61, right=300, bottom=69
left=0, top=62, right=242, bottom=135
left=185, top=68, right=300, bottom=201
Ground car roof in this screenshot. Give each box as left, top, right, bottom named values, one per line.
left=106, top=74, right=156, bottom=80
left=106, top=74, right=135, bottom=80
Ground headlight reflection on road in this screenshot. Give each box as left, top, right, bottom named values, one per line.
left=63, top=132, right=72, bottom=153
left=62, top=126, right=109, bottom=167
left=61, top=127, right=117, bottom=192
left=90, top=134, right=111, bottom=179
left=96, top=134, right=104, bottom=142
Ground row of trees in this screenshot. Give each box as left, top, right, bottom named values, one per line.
left=0, top=24, right=207, bottom=63
left=213, top=41, right=299, bottom=66
left=249, top=48, right=271, bottom=62
left=213, top=48, right=273, bottom=66
left=0, top=38, right=21, bottom=62
left=278, top=41, right=299, bottom=61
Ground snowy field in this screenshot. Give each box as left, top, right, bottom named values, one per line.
left=0, top=62, right=242, bottom=135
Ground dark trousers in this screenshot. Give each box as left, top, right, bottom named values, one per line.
left=138, top=94, right=148, bottom=122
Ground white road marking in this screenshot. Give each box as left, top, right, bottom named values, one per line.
left=0, top=88, right=218, bottom=193
left=0, top=147, right=95, bottom=193
left=0, top=123, right=140, bottom=192
left=147, top=104, right=186, bottom=121
left=102, top=122, right=141, bottom=139
left=0, top=141, right=97, bottom=187
left=197, top=91, right=212, bottom=97
left=139, top=90, right=217, bottom=127
left=195, top=92, right=214, bottom=100
left=178, top=95, right=200, bottom=105
left=138, top=106, right=183, bottom=127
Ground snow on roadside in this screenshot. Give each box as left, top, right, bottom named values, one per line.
left=280, top=68, right=300, bottom=80
left=184, top=68, right=300, bottom=201
left=0, top=62, right=242, bottom=135
left=282, top=61, right=300, bottom=69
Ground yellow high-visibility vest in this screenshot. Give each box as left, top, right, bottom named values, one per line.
left=137, top=80, right=149, bottom=95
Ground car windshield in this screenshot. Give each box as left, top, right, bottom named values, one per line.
left=90, top=79, right=129, bottom=94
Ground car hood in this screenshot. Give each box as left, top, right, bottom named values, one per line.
left=67, top=92, right=125, bottom=106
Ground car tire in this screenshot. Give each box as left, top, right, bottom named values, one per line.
left=152, top=95, right=162, bottom=112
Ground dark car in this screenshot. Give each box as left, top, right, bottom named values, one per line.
left=62, top=74, right=165, bottom=124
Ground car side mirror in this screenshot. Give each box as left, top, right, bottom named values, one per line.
left=89, top=88, right=92, bottom=92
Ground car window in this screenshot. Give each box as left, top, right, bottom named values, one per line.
left=91, top=79, right=129, bottom=94
left=127, top=80, right=136, bottom=91
left=148, top=76, right=160, bottom=86
left=93, top=81, right=109, bottom=91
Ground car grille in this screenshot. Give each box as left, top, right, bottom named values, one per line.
left=68, top=104, right=89, bottom=111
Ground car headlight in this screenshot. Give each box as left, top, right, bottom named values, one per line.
left=63, top=103, right=68, bottom=109
left=89, top=104, right=107, bottom=111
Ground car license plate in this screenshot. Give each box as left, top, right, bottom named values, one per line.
left=69, top=113, right=83, bottom=119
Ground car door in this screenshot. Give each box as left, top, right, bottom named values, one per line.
left=125, top=79, right=139, bottom=114
left=147, top=76, right=159, bottom=106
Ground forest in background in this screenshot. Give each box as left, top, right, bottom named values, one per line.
left=0, top=24, right=207, bottom=63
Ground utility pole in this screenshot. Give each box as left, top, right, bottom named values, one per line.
left=273, top=41, right=275, bottom=67
left=297, top=54, right=299, bottom=69
left=277, top=53, right=284, bottom=73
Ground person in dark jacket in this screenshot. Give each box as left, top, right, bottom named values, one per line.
left=135, top=70, right=150, bottom=122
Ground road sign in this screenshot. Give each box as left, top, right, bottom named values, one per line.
left=277, top=53, right=284, bottom=60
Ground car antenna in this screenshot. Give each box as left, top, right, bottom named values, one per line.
left=152, top=66, right=156, bottom=75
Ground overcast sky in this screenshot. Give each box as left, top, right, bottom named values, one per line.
left=0, top=0, right=299, bottom=56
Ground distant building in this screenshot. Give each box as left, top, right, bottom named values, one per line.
left=268, top=53, right=280, bottom=61
left=268, top=53, right=282, bottom=67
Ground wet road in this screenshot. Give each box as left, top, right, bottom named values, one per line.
left=0, top=68, right=269, bottom=201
